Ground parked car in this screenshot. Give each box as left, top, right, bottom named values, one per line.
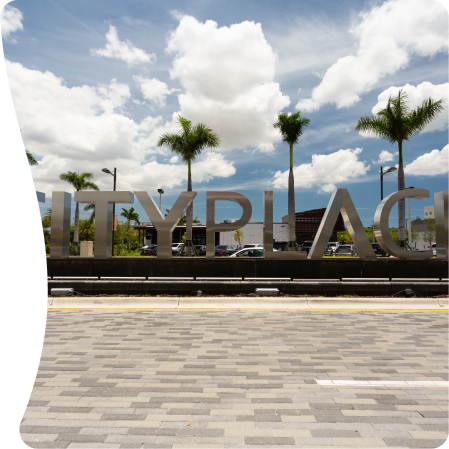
left=243, top=244, right=263, bottom=249
left=179, top=245, right=207, bottom=256
left=229, top=248, right=264, bottom=258
left=214, top=245, right=239, bottom=257
left=335, top=244, right=357, bottom=257
left=141, top=245, right=157, bottom=256
left=324, top=244, right=334, bottom=256
left=371, top=243, right=387, bottom=257
left=172, top=243, right=183, bottom=255
left=136, top=245, right=153, bottom=253
left=431, top=243, right=436, bottom=257
left=299, top=241, right=314, bottom=255
left=273, top=241, right=288, bottom=250
left=325, top=242, right=340, bottom=256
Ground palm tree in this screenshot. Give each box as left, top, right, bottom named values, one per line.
left=26, top=150, right=38, bottom=166
left=78, top=218, right=95, bottom=241
left=84, top=204, right=95, bottom=223
left=273, top=111, right=310, bottom=250
left=356, top=90, right=445, bottom=247
left=121, top=207, right=140, bottom=226
left=157, top=115, right=220, bottom=256
left=59, top=171, right=99, bottom=255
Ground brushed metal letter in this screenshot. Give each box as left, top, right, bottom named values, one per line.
left=206, top=192, right=252, bottom=259
left=434, top=191, right=448, bottom=260
left=36, top=191, right=45, bottom=203
left=309, top=189, right=377, bottom=260
left=263, top=191, right=307, bottom=259
left=75, top=191, right=134, bottom=258
left=374, top=188, right=432, bottom=260
left=134, top=191, right=196, bottom=260
left=50, top=192, right=71, bottom=258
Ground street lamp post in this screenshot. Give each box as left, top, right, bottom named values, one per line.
left=102, top=167, right=116, bottom=255
left=380, top=166, right=397, bottom=200
left=406, top=186, right=414, bottom=248
left=158, top=189, right=164, bottom=212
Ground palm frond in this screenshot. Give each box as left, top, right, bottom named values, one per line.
left=26, top=150, right=38, bottom=166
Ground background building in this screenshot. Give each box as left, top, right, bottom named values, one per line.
left=219, top=222, right=287, bottom=246
left=424, top=205, right=435, bottom=218
left=282, top=208, right=345, bottom=243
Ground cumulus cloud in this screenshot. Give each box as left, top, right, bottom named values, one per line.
left=5, top=61, right=235, bottom=193
left=134, top=76, right=176, bottom=107
left=376, top=150, right=396, bottom=164
left=405, top=145, right=448, bottom=176
left=296, top=0, right=448, bottom=112
left=91, top=26, right=156, bottom=66
left=371, top=82, right=449, bottom=133
left=273, top=148, right=370, bottom=192
left=1, top=5, right=23, bottom=42
left=169, top=155, right=178, bottom=163
left=166, top=16, right=290, bottom=152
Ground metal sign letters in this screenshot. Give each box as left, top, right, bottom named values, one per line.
left=47, top=187, right=448, bottom=260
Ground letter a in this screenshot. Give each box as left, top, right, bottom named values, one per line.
left=308, top=189, right=376, bottom=260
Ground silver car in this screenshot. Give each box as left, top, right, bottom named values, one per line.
left=335, top=244, right=357, bottom=257
left=229, top=248, right=264, bottom=258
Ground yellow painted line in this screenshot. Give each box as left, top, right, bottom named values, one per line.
left=48, top=308, right=448, bottom=312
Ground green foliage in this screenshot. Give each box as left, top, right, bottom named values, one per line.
left=59, top=171, right=99, bottom=192
left=181, top=232, right=186, bottom=243
left=121, top=207, right=140, bottom=225
left=273, top=111, right=311, bottom=147
left=422, top=218, right=435, bottom=247
left=78, top=219, right=94, bottom=241
left=337, top=230, right=351, bottom=243
left=114, top=220, right=140, bottom=253
left=233, top=229, right=244, bottom=247
left=157, top=115, right=221, bottom=165
left=26, top=149, right=38, bottom=166
left=355, top=90, right=445, bottom=146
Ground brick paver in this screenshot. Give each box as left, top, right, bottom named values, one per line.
left=21, top=310, right=448, bottom=448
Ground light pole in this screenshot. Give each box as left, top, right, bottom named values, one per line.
left=406, top=186, right=414, bottom=248
left=102, top=167, right=116, bottom=255
left=380, top=166, right=397, bottom=200
left=158, top=189, right=164, bottom=212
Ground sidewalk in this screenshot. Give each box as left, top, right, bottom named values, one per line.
left=48, top=296, right=449, bottom=310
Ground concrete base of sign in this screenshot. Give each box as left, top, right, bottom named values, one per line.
left=47, top=278, right=448, bottom=297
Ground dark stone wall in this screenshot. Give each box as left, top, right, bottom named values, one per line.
left=47, top=257, right=448, bottom=280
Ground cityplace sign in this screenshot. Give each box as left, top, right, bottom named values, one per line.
left=47, top=188, right=448, bottom=261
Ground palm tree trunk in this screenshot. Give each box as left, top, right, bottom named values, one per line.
left=74, top=201, right=79, bottom=255
left=186, top=159, right=193, bottom=242
left=397, top=141, right=406, bottom=244
left=288, top=144, right=296, bottom=244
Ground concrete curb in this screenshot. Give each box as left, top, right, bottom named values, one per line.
left=47, top=296, right=449, bottom=310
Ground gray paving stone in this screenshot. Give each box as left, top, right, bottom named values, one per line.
left=244, top=436, right=296, bottom=445
left=384, top=438, right=447, bottom=447
left=20, top=310, right=448, bottom=448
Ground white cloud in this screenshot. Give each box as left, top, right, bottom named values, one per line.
left=134, top=75, right=176, bottom=107
left=371, top=82, right=449, bottom=133
left=296, top=0, right=448, bottom=112
left=5, top=61, right=235, bottom=194
left=273, top=148, right=370, bottom=192
left=91, top=26, right=156, bottom=66
left=376, top=150, right=395, bottom=164
left=169, top=155, right=178, bottom=163
left=405, top=145, right=448, bottom=176
left=1, top=5, right=23, bottom=42
left=166, top=16, right=290, bottom=152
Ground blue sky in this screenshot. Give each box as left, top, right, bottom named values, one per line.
left=2, top=0, right=448, bottom=227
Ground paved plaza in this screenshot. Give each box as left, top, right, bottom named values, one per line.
left=21, top=309, right=448, bottom=448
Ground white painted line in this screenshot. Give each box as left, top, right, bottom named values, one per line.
left=316, top=380, right=449, bottom=388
